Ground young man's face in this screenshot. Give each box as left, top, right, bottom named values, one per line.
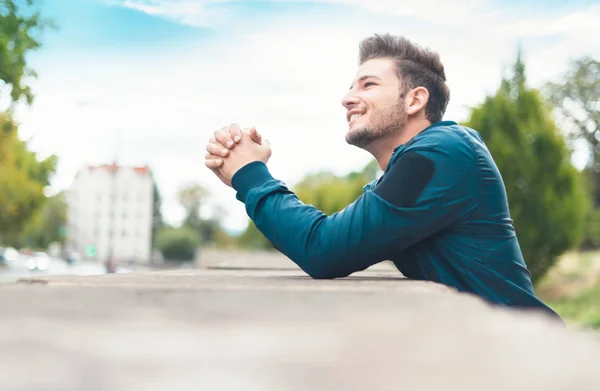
left=342, top=57, right=407, bottom=148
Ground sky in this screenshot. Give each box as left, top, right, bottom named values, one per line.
left=11, top=0, right=600, bottom=233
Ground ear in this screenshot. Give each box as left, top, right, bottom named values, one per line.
left=405, top=86, right=429, bottom=116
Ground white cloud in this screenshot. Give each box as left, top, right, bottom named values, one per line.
left=108, top=0, right=232, bottom=27
left=499, top=4, right=600, bottom=38
left=15, top=0, right=600, bottom=232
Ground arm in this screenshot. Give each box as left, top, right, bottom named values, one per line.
left=232, top=144, right=478, bottom=279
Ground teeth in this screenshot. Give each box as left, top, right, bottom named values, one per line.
left=350, top=113, right=363, bottom=121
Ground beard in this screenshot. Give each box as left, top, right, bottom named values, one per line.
left=345, top=99, right=407, bottom=149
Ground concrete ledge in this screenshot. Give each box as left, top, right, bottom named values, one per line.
left=195, top=248, right=399, bottom=272
left=1, top=268, right=599, bottom=391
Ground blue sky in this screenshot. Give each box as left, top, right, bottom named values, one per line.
left=13, top=0, right=600, bottom=231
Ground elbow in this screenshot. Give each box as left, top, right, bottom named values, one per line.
left=307, top=269, right=336, bottom=280
left=302, top=256, right=351, bottom=280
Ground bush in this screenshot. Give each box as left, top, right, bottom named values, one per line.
left=548, top=284, right=600, bottom=330
left=156, top=226, right=201, bottom=262
left=580, top=208, right=600, bottom=250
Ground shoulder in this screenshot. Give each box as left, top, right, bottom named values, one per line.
left=373, top=123, right=480, bottom=208
left=405, top=122, right=479, bottom=169
left=404, top=123, right=480, bottom=175
left=379, top=123, right=481, bottom=195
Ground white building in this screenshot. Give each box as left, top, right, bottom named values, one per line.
left=66, top=163, right=158, bottom=264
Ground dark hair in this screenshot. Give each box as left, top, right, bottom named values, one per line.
left=359, top=34, right=450, bottom=123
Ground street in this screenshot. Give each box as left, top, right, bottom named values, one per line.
left=0, top=255, right=132, bottom=284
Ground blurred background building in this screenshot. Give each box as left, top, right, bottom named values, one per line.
left=65, top=163, right=157, bottom=264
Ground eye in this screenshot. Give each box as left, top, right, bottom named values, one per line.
left=364, top=82, right=376, bottom=88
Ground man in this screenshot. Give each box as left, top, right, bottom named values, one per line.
left=204, top=34, right=561, bottom=321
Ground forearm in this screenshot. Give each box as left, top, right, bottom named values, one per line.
left=232, top=162, right=387, bottom=278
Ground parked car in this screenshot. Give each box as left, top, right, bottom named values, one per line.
left=26, top=252, right=50, bottom=271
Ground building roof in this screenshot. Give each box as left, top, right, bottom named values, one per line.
left=86, top=163, right=151, bottom=176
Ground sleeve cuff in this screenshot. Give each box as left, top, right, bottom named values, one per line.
left=231, top=161, right=274, bottom=202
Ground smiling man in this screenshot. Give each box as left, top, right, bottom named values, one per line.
left=204, top=34, right=562, bottom=321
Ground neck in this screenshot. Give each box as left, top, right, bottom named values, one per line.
left=366, top=118, right=433, bottom=171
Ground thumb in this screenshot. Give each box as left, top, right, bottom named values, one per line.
left=249, top=126, right=263, bottom=145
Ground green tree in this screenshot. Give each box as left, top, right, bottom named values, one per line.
left=544, top=57, right=600, bottom=176
left=178, top=183, right=232, bottom=246
left=464, top=52, right=589, bottom=284
left=20, top=191, right=66, bottom=249
left=237, top=221, right=273, bottom=250
left=178, top=183, right=207, bottom=230
left=543, top=57, right=600, bottom=249
left=0, top=113, right=57, bottom=245
left=1, top=0, right=53, bottom=109
left=0, top=0, right=55, bottom=246
left=156, top=226, right=201, bottom=262
left=294, top=161, right=378, bottom=215
left=150, top=181, right=163, bottom=252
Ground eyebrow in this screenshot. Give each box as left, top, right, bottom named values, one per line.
left=349, top=75, right=382, bottom=90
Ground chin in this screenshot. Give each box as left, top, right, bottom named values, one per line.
left=345, top=127, right=369, bottom=147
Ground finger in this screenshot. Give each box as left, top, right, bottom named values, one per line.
left=214, top=127, right=234, bottom=149
left=206, top=143, right=229, bottom=157
left=205, top=158, right=224, bottom=169
left=205, top=151, right=224, bottom=166
left=249, top=126, right=262, bottom=145
left=205, top=152, right=223, bottom=160
left=229, top=123, right=242, bottom=144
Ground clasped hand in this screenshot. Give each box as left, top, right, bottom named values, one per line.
left=204, top=124, right=271, bottom=187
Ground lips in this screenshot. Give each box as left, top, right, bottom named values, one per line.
left=347, top=110, right=366, bottom=123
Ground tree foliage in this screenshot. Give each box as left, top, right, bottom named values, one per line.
left=20, top=191, right=66, bottom=249
left=544, top=57, right=600, bottom=170
left=178, top=182, right=229, bottom=245
left=464, top=52, right=589, bottom=283
left=150, top=181, right=163, bottom=251
left=543, top=56, right=600, bottom=249
left=294, top=159, right=379, bottom=215
left=0, top=1, right=55, bottom=246
left=0, top=113, right=56, bottom=245
left=0, top=0, right=52, bottom=108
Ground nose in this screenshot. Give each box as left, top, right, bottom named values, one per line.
left=342, top=90, right=360, bottom=110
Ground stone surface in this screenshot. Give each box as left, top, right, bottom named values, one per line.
left=1, top=267, right=600, bottom=391
left=195, top=248, right=399, bottom=272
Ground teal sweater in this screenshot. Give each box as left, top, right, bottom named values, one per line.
left=231, top=121, right=561, bottom=320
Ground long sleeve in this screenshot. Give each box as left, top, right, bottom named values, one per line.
left=231, top=138, right=479, bottom=279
